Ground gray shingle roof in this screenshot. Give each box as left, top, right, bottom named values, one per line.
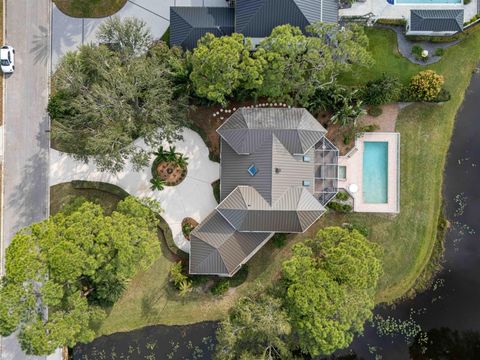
left=170, top=7, right=234, bottom=49
left=235, top=0, right=338, bottom=37
left=410, top=10, right=463, bottom=33
left=189, top=211, right=273, bottom=275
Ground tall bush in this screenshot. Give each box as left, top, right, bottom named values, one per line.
left=408, top=70, right=444, bottom=101
left=362, top=74, right=402, bottom=105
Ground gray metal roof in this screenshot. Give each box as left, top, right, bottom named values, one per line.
left=170, top=7, right=234, bottom=49
left=235, top=0, right=338, bottom=38
left=217, top=186, right=325, bottom=232
left=217, top=107, right=326, bottom=155
left=410, top=9, right=463, bottom=32
left=189, top=211, right=273, bottom=276
left=189, top=107, right=336, bottom=276
left=219, top=134, right=317, bottom=203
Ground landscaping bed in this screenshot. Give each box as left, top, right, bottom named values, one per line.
left=54, top=0, right=127, bottom=18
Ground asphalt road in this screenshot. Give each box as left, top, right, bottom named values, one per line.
left=0, top=0, right=54, bottom=359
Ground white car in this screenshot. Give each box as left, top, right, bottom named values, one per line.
left=0, top=45, right=15, bottom=74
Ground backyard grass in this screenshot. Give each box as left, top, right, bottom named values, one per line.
left=53, top=0, right=126, bottom=18
left=50, top=182, right=124, bottom=215
left=93, top=27, right=480, bottom=335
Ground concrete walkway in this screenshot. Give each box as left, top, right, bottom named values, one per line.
left=50, top=128, right=220, bottom=253
left=52, top=0, right=228, bottom=67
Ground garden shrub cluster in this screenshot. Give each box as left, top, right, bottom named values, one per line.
left=211, top=279, right=230, bottom=296
left=327, top=201, right=353, bottom=213
left=335, top=191, right=350, bottom=201
left=375, top=18, right=407, bottom=26
left=169, top=261, right=193, bottom=296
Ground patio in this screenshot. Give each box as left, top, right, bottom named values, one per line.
left=338, top=132, right=400, bottom=213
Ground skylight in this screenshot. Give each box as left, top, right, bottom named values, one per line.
left=247, top=164, right=258, bottom=176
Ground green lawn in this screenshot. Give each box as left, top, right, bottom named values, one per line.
left=53, top=0, right=127, bottom=18
left=90, top=27, right=480, bottom=335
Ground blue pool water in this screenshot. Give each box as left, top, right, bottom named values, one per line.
left=362, top=142, right=388, bottom=204
left=395, top=0, right=461, bottom=3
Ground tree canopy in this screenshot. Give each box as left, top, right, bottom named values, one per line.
left=214, top=291, right=292, bottom=360
left=49, top=17, right=189, bottom=173
left=0, top=197, right=161, bottom=355
left=281, top=226, right=382, bottom=357
left=189, top=33, right=266, bottom=105
left=190, top=23, right=373, bottom=106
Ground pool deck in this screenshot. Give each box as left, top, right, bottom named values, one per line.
left=339, top=132, right=400, bottom=213
left=339, top=0, right=477, bottom=23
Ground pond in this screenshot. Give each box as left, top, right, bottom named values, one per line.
left=73, top=322, right=217, bottom=360
left=337, top=72, right=480, bottom=359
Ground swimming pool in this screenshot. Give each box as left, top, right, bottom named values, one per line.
left=395, top=0, right=461, bottom=3
left=363, top=142, right=388, bottom=204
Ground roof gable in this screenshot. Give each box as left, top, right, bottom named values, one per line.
left=217, top=107, right=326, bottom=155
left=410, top=9, right=463, bottom=32
left=170, top=7, right=234, bottom=49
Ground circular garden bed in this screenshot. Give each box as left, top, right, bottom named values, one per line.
left=150, top=146, right=188, bottom=189
left=182, top=217, right=198, bottom=240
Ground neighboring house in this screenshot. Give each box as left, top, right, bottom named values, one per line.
left=170, top=0, right=339, bottom=50
left=189, top=108, right=339, bottom=276
left=169, top=7, right=235, bottom=49
left=407, top=9, right=464, bottom=35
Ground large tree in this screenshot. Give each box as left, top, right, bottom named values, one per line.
left=257, top=23, right=373, bottom=105
left=49, top=18, right=189, bottom=173
left=282, top=227, right=382, bottom=357
left=214, top=291, right=292, bottom=360
left=189, top=33, right=266, bottom=105
left=0, top=197, right=161, bottom=355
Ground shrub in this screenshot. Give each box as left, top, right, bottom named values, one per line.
left=411, top=45, right=423, bottom=57
left=229, top=265, right=249, bottom=287
left=327, top=201, right=353, bottom=213
left=272, top=233, right=288, bottom=248
left=170, top=261, right=188, bottom=287
left=408, top=70, right=444, bottom=102
left=359, top=124, right=380, bottom=132
left=464, top=0, right=472, bottom=5
left=336, top=191, right=349, bottom=201
left=433, top=88, right=451, bottom=103
left=361, top=74, right=402, bottom=105
left=343, top=223, right=370, bottom=237
left=211, top=278, right=230, bottom=296
left=434, top=48, right=445, bottom=57
left=368, top=106, right=383, bottom=117
left=375, top=18, right=407, bottom=26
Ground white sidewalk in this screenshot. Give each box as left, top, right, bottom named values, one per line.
left=50, top=127, right=220, bottom=253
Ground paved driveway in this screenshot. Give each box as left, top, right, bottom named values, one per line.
left=52, top=0, right=229, bottom=67
left=0, top=1, right=60, bottom=360
left=50, top=128, right=220, bottom=253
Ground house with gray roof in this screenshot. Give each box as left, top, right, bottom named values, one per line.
left=169, top=7, right=235, bottom=49
left=170, top=0, right=339, bottom=50
left=407, top=9, right=464, bottom=35
left=189, top=107, right=339, bottom=276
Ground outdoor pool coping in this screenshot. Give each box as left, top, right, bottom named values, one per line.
left=338, top=132, right=400, bottom=214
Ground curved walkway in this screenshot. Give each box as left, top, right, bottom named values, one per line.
left=376, top=25, right=460, bottom=65
left=50, top=128, right=220, bottom=253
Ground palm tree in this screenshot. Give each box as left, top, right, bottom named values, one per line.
left=176, top=153, right=189, bottom=169
left=150, top=177, right=166, bottom=191
left=153, top=146, right=167, bottom=162
left=166, top=146, right=177, bottom=162
left=178, top=279, right=192, bottom=297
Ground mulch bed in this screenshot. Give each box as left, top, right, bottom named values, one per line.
left=156, top=161, right=187, bottom=186
left=181, top=217, right=199, bottom=241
